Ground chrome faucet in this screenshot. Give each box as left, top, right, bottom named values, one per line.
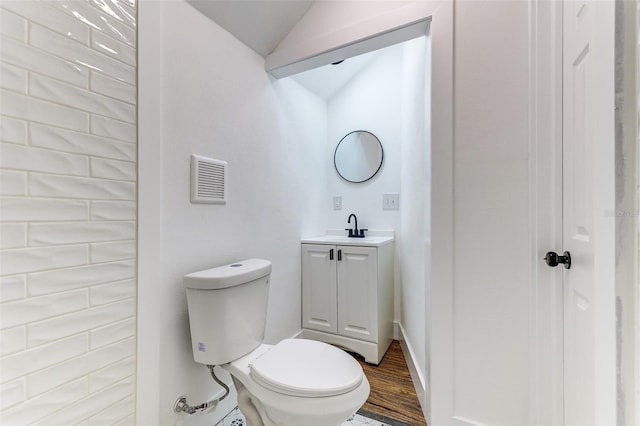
left=345, top=214, right=367, bottom=238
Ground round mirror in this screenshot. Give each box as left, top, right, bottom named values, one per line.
left=334, top=131, right=383, bottom=183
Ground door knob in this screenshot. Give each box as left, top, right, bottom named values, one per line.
left=544, top=251, right=571, bottom=269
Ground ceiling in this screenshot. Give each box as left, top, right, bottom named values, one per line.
left=186, top=0, right=315, bottom=57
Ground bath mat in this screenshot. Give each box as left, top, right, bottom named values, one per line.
left=216, top=406, right=413, bottom=426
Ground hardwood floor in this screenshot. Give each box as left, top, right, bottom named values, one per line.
left=351, top=341, right=427, bottom=426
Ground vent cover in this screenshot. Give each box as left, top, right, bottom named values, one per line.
left=190, top=154, right=226, bottom=204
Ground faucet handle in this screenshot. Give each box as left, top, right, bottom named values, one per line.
left=344, top=228, right=354, bottom=237
left=359, top=229, right=368, bottom=237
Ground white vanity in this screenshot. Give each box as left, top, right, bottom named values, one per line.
left=300, top=231, right=394, bottom=364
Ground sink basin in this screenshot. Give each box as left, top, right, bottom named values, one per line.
left=301, top=232, right=394, bottom=247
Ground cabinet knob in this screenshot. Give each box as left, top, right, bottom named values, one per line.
left=329, top=249, right=334, bottom=260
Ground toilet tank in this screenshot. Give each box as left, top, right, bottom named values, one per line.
left=184, top=259, right=272, bottom=365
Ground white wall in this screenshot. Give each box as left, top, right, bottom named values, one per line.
left=398, top=36, right=429, bottom=395
left=0, top=1, right=137, bottom=424
left=138, top=1, right=329, bottom=424
left=450, top=1, right=531, bottom=421
left=325, top=45, right=402, bottom=235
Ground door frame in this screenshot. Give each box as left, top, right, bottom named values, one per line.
left=587, top=2, right=617, bottom=423
left=529, top=1, right=564, bottom=424
left=616, top=1, right=640, bottom=424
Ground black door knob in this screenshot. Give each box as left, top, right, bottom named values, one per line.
left=544, top=251, right=571, bottom=269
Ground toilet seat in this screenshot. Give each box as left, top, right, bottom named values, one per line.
left=249, top=339, right=363, bottom=397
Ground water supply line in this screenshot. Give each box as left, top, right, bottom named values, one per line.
left=174, top=365, right=230, bottom=415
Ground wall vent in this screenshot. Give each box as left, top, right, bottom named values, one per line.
left=190, top=154, right=227, bottom=204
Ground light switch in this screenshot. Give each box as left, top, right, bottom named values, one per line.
left=383, top=193, right=399, bottom=210
left=333, top=196, right=342, bottom=211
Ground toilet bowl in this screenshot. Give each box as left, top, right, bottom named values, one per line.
left=222, top=339, right=370, bottom=426
left=183, top=259, right=370, bottom=425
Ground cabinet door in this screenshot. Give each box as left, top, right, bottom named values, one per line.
left=337, top=245, right=378, bottom=342
left=302, top=244, right=337, bottom=334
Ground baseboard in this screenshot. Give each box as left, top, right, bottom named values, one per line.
left=395, top=322, right=427, bottom=420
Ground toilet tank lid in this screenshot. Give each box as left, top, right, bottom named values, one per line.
left=184, top=259, right=272, bottom=290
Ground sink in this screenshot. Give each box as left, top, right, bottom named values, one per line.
left=301, top=231, right=394, bottom=247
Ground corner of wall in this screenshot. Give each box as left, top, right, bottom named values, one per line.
left=136, top=0, right=162, bottom=424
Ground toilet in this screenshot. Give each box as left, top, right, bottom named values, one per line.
left=184, top=259, right=370, bottom=426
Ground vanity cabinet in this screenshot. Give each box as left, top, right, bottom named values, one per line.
left=300, top=236, right=394, bottom=364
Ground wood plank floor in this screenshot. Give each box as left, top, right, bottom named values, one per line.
left=351, top=341, right=427, bottom=426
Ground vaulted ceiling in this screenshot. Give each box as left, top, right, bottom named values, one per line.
left=186, top=0, right=315, bottom=57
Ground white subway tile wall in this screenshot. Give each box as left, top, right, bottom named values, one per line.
left=0, top=0, right=137, bottom=424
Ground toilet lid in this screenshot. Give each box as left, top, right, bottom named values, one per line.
left=249, top=339, right=363, bottom=398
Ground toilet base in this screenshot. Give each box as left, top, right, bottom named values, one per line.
left=233, top=377, right=269, bottom=426
left=231, top=376, right=368, bottom=426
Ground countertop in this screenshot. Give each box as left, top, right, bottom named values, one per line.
left=302, top=230, right=394, bottom=247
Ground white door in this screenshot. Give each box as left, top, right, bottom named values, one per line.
left=301, top=244, right=337, bottom=334
left=562, top=1, right=615, bottom=424
left=337, top=245, right=378, bottom=343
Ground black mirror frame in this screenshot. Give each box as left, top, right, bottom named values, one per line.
left=333, top=130, right=384, bottom=183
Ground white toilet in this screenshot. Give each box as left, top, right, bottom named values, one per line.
left=184, top=259, right=370, bottom=426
